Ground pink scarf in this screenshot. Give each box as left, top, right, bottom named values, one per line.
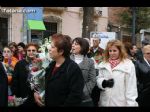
left=109, top=58, right=120, bottom=69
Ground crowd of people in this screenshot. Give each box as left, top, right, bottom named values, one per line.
left=0, top=33, right=150, bottom=107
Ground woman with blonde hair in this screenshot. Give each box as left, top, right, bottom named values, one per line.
left=97, top=40, right=138, bottom=106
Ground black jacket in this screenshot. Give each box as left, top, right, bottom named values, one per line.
left=45, top=58, right=84, bottom=106
left=135, top=59, right=150, bottom=106
left=0, top=62, right=8, bottom=107
left=11, top=59, right=35, bottom=106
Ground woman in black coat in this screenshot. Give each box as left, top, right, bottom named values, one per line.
left=0, top=62, right=8, bottom=107
left=34, top=34, right=84, bottom=106
left=11, top=43, right=39, bottom=107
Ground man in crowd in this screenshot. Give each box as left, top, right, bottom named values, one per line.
left=135, top=45, right=150, bottom=106
left=89, top=37, right=104, bottom=65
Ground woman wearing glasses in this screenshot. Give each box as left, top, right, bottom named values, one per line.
left=11, top=43, right=39, bottom=107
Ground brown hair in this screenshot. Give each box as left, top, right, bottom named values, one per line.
left=25, top=43, right=39, bottom=52
left=8, top=42, right=17, bottom=49
left=51, top=33, right=72, bottom=58
left=104, top=40, right=127, bottom=62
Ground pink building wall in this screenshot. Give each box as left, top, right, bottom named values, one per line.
left=12, top=12, right=23, bottom=43
left=62, top=7, right=82, bottom=38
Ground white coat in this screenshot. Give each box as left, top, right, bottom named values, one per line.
left=97, top=59, right=138, bottom=107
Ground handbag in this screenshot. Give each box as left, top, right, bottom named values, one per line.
left=84, top=79, right=101, bottom=107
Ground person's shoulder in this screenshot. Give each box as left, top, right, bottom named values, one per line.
left=98, top=47, right=104, bottom=52
left=67, top=59, right=82, bottom=75
left=87, top=57, right=95, bottom=64
left=122, top=59, right=136, bottom=69
left=98, top=61, right=108, bottom=68
left=123, top=58, right=134, bottom=64
left=16, top=59, right=28, bottom=66
left=69, top=59, right=78, bottom=67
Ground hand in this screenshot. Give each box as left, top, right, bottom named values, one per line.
left=102, top=78, right=114, bottom=88
left=34, top=92, right=44, bottom=107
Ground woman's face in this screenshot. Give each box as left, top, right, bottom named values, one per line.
left=3, top=47, right=12, bottom=59
left=49, top=42, right=63, bottom=60
left=9, top=45, right=16, bottom=52
left=26, top=46, right=37, bottom=59
left=18, top=46, right=24, bottom=52
left=132, top=45, right=138, bottom=54
left=71, top=41, right=81, bottom=55
left=108, top=45, right=120, bottom=60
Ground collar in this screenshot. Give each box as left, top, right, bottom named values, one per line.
left=144, top=57, right=150, bottom=67
left=93, top=47, right=98, bottom=52
left=74, top=54, right=84, bottom=59
left=98, top=59, right=132, bottom=74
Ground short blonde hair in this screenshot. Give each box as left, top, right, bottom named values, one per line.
left=104, top=40, right=127, bottom=62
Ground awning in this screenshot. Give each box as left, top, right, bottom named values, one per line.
left=27, top=20, right=46, bottom=30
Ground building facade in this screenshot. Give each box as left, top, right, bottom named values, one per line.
left=0, top=7, right=108, bottom=49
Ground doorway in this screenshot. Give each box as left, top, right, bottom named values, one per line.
left=0, top=17, right=8, bottom=49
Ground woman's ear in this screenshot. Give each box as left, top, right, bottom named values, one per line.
left=58, top=49, right=64, bottom=56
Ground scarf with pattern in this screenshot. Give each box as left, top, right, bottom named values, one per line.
left=108, top=58, right=120, bottom=69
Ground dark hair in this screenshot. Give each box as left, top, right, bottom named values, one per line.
left=17, top=42, right=26, bottom=49
left=72, top=37, right=89, bottom=56
left=8, top=42, right=18, bottom=57
left=51, top=33, right=72, bottom=58
left=124, top=42, right=132, bottom=56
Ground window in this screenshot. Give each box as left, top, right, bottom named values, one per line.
left=44, top=22, right=57, bottom=38
left=0, top=17, right=8, bottom=49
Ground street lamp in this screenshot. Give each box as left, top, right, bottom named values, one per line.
left=86, top=25, right=89, bottom=38
left=117, top=25, right=121, bottom=40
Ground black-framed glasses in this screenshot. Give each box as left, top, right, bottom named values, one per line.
left=27, top=49, right=36, bottom=52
